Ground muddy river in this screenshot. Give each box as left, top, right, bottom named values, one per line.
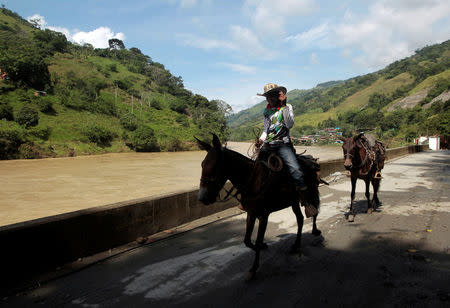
left=0, top=142, right=342, bottom=227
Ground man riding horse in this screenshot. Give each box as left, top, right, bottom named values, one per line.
left=255, top=83, right=316, bottom=217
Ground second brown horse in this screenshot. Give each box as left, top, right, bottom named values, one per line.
left=342, top=133, right=386, bottom=222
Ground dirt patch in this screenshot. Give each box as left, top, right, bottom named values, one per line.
left=388, top=88, right=430, bottom=111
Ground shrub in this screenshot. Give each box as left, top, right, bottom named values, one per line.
left=91, top=96, right=117, bottom=116
left=16, top=105, right=39, bottom=128
left=0, top=104, right=14, bottom=121
left=28, top=125, right=52, bottom=140
left=109, top=63, right=118, bottom=72
left=36, top=96, right=54, bottom=113
left=0, top=120, right=27, bottom=159
left=18, top=142, right=56, bottom=159
left=114, top=78, right=132, bottom=91
left=164, top=137, right=189, bottom=152
left=151, top=98, right=163, bottom=110
left=82, top=124, right=116, bottom=146
left=120, top=112, right=138, bottom=131
left=130, top=125, right=159, bottom=152
left=18, top=142, right=41, bottom=159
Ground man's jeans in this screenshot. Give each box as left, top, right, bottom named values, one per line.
left=260, top=143, right=305, bottom=186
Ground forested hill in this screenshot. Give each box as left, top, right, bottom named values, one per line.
left=228, top=40, right=450, bottom=147
left=0, top=7, right=231, bottom=159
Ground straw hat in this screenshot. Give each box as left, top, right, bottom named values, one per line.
left=257, top=83, right=287, bottom=96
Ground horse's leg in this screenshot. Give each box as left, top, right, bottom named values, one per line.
left=290, top=203, right=304, bottom=253
left=312, top=214, right=321, bottom=236
left=365, top=178, right=373, bottom=213
left=348, top=176, right=357, bottom=222
left=244, top=213, right=256, bottom=250
left=372, top=178, right=381, bottom=207
left=350, top=176, right=357, bottom=213
left=248, top=215, right=268, bottom=280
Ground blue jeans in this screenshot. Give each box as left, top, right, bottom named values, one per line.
left=261, top=143, right=305, bottom=186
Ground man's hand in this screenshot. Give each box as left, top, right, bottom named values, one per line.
left=255, top=139, right=263, bottom=148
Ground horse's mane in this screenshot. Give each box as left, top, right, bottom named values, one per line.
left=223, top=147, right=254, bottom=165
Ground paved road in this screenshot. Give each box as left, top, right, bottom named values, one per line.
left=3, top=151, right=449, bottom=307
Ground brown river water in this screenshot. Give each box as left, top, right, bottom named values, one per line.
left=0, top=142, right=342, bottom=227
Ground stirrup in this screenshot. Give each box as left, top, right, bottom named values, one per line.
left=374, top=171, right=382, bottom=179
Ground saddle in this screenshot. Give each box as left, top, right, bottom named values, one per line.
left=357, top=134, right=386, bottom=177
left=255, top=145, right=321, bottom=209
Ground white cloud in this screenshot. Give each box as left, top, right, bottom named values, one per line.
left=285, top=23, right=333, bottom=50
left=27, top=14, right=47, bottom=28
left=72, top=27, right=125, bottom=48
left=218, top=62, right=256, bottom=74
left=230, top=25, right=275, bottom=59
left=176, top=33, right=236, bottom=51
left=286, top=0, right=450, bottom=70
left=244, top=0, right=318, bottom=37
left=310, top=53, right=319, bottom=64
left=177, top=26, right=274, bottom=60
left=27, top=13, right=126, bottom=49
left=333, top=0, right=450, bottom=69
left=180, top=0, right=198, bottom=9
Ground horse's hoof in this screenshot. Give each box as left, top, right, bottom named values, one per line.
left=367, top=208, right=374, bottom=214
left=260, top=243, right=268, bottom=250
left=348, top=214, right=355, bottom=222
left=312, top=229, right=322, bottom=236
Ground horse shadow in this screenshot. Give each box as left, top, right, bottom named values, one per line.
left=344, top=200, right=382, bottom=220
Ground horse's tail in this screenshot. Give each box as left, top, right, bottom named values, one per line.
left=297, top=155, right=321, bottom=210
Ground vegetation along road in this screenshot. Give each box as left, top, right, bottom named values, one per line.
left=4, top=150, right=449, bottom=307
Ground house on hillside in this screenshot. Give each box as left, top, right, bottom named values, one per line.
left=0, top=68, right=8, bottom=80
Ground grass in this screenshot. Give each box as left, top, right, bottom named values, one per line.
left=293, top=73, right=415, bottom=126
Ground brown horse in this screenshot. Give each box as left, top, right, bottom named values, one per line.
left=196, top=134, right=322, bottom=279
left=342, top=133, right=386, bottom=222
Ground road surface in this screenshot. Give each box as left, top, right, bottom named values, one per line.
left=2, top=150, right=449, bottom=307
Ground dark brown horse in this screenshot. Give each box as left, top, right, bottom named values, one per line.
left=196, top=134, right=322, bottom=279
left=342, top=133, right=386, bottom=222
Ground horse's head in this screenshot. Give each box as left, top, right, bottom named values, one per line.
left=342, top=134, right=366, bottom=170
left=195, top=134, right=228, bottom=205
left=342, top=136, right=357, bottom=170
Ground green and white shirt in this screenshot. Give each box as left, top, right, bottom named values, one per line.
left=260, top=103, right=294, bottom=145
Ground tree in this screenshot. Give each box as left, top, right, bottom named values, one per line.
left=108, top=38, right=125, bottom=50
left=16, top=106, right=39, bottom=128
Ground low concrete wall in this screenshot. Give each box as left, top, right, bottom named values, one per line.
left=0, top=183, right=237, bottom=295
left=0, top=144, right=427, bottom=294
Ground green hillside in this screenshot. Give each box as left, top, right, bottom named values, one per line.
left=229, top=40, right=450, bottom=147
left=0, top=7, right=230, bottom=159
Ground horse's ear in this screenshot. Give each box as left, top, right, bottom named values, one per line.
left=195, top=136, right=212, bottom=151
left=212, top=134, right=222, bottom=151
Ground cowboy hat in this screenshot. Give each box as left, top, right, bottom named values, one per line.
left=257, top=83, right=287, bottom=96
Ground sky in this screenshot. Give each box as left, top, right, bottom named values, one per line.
left=5, top=0, right=450, bottom=112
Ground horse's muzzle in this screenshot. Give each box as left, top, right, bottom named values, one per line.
left=198, top=187, right=216, bottom=205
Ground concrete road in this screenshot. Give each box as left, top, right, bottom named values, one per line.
left=3, top=151, right=449, bottom=307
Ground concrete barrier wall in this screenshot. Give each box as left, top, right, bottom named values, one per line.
left=0, top=183, right=238, bottom=294
left=0, top=144, right=427, bottom=294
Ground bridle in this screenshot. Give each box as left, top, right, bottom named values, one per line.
left=200, top=151, right=239, bottom=203
left=344, top=140, right=373, bottom=174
